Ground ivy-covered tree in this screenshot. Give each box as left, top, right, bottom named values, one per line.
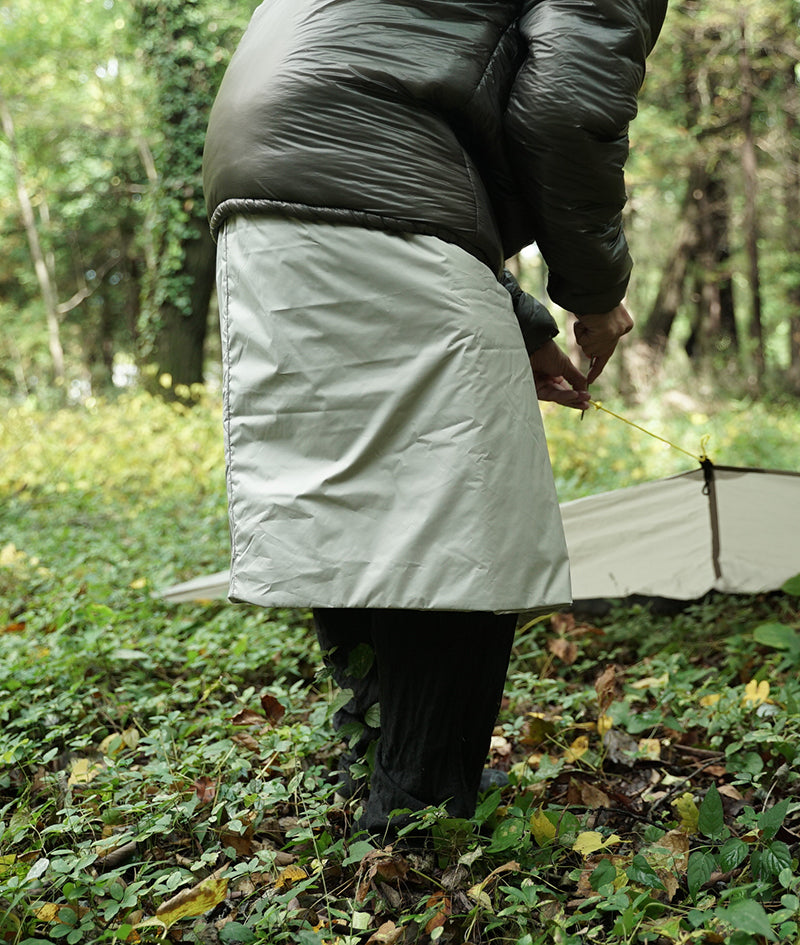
left=132, top=0, right=255, bottom=395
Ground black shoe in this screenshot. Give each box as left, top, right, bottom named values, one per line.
left=479, top=768, right=509, bottom=792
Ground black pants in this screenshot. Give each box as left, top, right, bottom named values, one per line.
left=313, top=608, right=517, bottom=840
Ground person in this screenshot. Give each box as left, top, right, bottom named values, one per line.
left=202, top=0, right=667, bottom=842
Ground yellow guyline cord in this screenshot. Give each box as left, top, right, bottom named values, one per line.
left=519, top=405, right=711, bottom=632
left=586, top=399, right=711, bottom=465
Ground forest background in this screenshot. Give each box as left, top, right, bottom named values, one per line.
left=3, top=3, right=800, bottom=944
left=1, top=0, right=800, bottom=402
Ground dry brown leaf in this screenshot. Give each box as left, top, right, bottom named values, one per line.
left=231, top=733, right=260, bottom=753
left=366, top=920, right=404, bottom=944
left=658, top=829, right=690, bottom=871
left=718, top=784, right=743, bottom=800
left=260, top=693, right=286, bottom=724
left=548, top=638, right=578, bottom=664
left=476, top=860, right=520, bottom=891
left=230, top=708, right=267, bottom=727
left=424, top=891, right=451, bottom=934
left=581, top=782, right=612, bottom=809
left=156, top=869, right=228, bottom=927
left=550, top=613, right=575, bottom=635
left=2, top=622, right=26, bottom=634
left=490, top=734, right=512, bottom=762
left=193, top=776, right=216, bottom=803
left=595, top=665, right=622, bottom=714
left=356, top=849, right=409, bottom=903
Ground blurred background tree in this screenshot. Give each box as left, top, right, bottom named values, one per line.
left=0, top=0, right=798, bottom=403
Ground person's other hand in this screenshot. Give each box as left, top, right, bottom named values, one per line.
left=573, top=303, right=634, bottom=383
left=529, top=340, right=589, bottom=411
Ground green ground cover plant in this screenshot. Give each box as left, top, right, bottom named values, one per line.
left=1, top=391, right=798, bottom=944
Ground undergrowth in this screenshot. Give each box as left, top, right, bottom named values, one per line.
left=0, top=391, right=798, bottom=944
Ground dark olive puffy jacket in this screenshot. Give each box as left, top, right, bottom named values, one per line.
left=203, top=0, right=666, bottom=317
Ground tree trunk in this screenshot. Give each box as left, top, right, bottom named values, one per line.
left=785, top=60, right=800, bottom=384
left=641, top=166, right=703, bottom=356
left=683, top=169, right=737, bottom=364
left=739, top=15, right=765, bottom=384
left=0, top=90, right=65, bottom=386
left=151, top=218, right=216, bottom=394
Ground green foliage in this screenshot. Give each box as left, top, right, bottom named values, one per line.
left=132, top=0, right=255, bottom=357
left=1, top=395, right=799, bottom=944
left=3, top=0, right=800, bottom=398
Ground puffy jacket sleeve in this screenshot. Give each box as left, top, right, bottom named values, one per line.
left=500, top=269, right=559, bottom=353
left=505, top=0, right=667, bottom=315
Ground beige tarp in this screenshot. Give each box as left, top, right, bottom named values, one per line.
left=561, top=465, right=800, bottom=600
left=160, top=465, right=800, bottom=605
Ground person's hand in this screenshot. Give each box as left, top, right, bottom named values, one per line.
left=573, top=303, right=634, bottom=383
left=529, top=340, right=589, bottom=411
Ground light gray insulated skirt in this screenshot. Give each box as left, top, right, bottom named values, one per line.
left=217, top=216, right=570, bottom=612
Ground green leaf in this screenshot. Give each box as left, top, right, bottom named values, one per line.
left=625, top=854, right=664, bottom=889
left=590, top=858, right=616, bottom=891
left=718, top=837, right=748, bottom=872
left=346, top=642, right=374, bottom=680
left=474, top=789, right=503, bottom=825
left=751, top=841, right=792, bottom=881
left=758, top=798, right=790, bottom=840
left=342, top=840, right=375, bottom=867
left=698, top=783, right=725, bottom=840
left=752, top=622, right=800, bottom=655
left=687, top=850, right=714, bottom=900
left=780, top=573, right=800, bottom=596
left=487, top=816, right=526, bottom=853
left=715, top=899, right=777, bottom=941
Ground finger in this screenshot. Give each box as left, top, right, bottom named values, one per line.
left=587, top=351, right=612, bottom=383
left=534, top=376, right=590, bottom=409
left=557, top=354, right=588, bottom=392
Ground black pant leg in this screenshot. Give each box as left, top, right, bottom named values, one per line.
left=359, top=609, right=517, bottom=839
left=313, top=608, right=381, bottom=764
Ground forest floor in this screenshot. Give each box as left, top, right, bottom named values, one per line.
left=1, top=390, right=799, bottom=945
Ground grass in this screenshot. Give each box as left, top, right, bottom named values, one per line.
left=0, top=389, right=799, bottom=945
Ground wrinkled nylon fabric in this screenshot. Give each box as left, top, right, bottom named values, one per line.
left=218, top=217, right=571, bottom=612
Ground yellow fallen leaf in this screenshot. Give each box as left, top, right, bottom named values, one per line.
left=466, top=884, right=493, bottom=911
left=530, top=807, right=557, bottom=847
left=156, top=870, right=228, bottom=927
left=631, top=673, right=669, bottom=690
left=35, top=903, right=61, bottom=922
left=596, top=714, right=613, bottom=736
left=275, top=864, right=308, bottom=890
left=68, top=757, right=104, bottom=785
left=36, top=903, right=90, bottom=922
left=0, top=854, right=17, bottom=876
left=564, top=735, right=589, bottom=763
left=0, top=543, right=25, bottom=566
left=700, top=693, right=721, bottom=707
left=742, top=679, right=770, bottom=707
left=573, top=831, right=622, bottom=857
left=129, top=577, right=147, bottom=590
left=638, top=738, right=661, bottom=761
left=672, top=792, right=699, bottom=834
left=100, top=728, right=140, bottom=757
